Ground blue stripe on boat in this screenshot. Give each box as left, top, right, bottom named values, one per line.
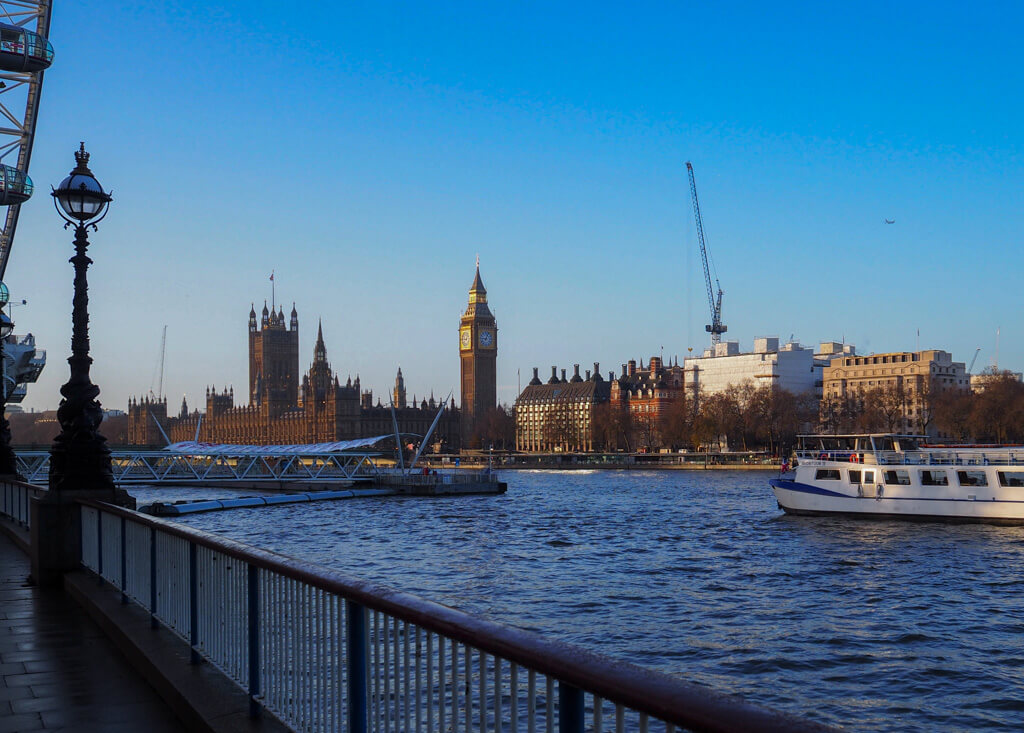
left=769, top=478, right=851, bottom=498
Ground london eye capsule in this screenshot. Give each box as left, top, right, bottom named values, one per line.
left=0, top=23, right=53, bottom=73
left=0, top=165, right=31, bottom=206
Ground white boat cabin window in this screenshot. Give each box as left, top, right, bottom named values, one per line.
left=957, top=470, right=988, bottom=487
left=874, top=437, right=896, bottom=451
left=893, top=437, right=922, bottom=451
left=883, top=469, right=911, bottom=485
left=863, top=470, right=875, bottom=484
left=815, top=469, right=842, bottom=481
left=920, top=470, right=949, bottom=486
left=997, top=471, right=1024, bottom=487
left=849, top=469, right=861, bottom=483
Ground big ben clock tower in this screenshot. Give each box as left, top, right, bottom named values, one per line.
left=459, top=260, right=497, bottom=447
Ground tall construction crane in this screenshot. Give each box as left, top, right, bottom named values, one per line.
left=685, top=161, right=726, bottom=346
left=149, top=325, right=167, bottom=401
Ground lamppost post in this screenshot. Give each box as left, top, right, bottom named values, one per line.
left=32, top=143, right=134, bottom=586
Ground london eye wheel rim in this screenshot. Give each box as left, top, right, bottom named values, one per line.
left=0, top=0, right=52, bottom=278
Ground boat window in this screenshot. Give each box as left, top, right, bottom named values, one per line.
left=957, top=470, right=988, bottom=487
left=997, top=471, right=1024, bottom=487
left=863, top=471, right=874, bottom=483
left=894, top=437, right=921, bottom=451
left=815, top=469, right=841, bottom=481
left=857, top=437, right=874, bottom=451
left=919, top=470, right=949, bottom=486
left=883, top=469, right=911, bottom=485
left=875, top=437, right=895, bottom=451
left=848, top=469, right=861, bottom=483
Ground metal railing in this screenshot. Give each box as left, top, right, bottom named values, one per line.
left=15, top=449, right=380, bottom=486
left=0, top=478, right=42, bottom=527
left=78, top=499, right=831, bottom=733
left=797, top=448, right=1024, bottom=467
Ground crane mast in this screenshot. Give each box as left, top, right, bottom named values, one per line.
left=157, top=325, right=167, bottom=400
left=685, top=161, right=726, bottom=346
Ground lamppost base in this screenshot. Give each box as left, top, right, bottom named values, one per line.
left=30, top=485, right=135, bottom=588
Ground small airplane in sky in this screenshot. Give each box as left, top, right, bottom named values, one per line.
left=884, top=219, right=895, bottom=224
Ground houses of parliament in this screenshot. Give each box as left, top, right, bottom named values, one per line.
left=127, top=265, right=498, bottom=449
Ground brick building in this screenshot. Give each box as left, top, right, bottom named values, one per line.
left=128, top=302, right=460, bottom=449
left=610, top=356, right=686, bottom=448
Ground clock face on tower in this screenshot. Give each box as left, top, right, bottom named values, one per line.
left=479, top=329, right=493, bottom=348
left=460, top=329, right=471, bottom=349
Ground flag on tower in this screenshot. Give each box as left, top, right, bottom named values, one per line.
left=269, top=271, right=274, bottom=282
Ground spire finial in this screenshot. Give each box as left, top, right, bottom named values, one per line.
left=476, top=253, right=479, bottom=269
left=73, top=142, right=93, bottom=174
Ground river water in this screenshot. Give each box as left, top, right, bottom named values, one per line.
left=131, top=470, right=1024, bottom=731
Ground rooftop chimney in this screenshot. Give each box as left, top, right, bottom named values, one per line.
left=548, top=366, right=559, bottom=384
left=560, top=368, right=567, bottom=383
left=628, top=360, right=636, bottom=377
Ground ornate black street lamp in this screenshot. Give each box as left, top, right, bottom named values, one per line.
left=47, top=143, right=131, bottom=505
left=0, top=281, right=19, bottom=477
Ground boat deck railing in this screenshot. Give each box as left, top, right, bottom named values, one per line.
left=796, top=449, right=1024, bottom=467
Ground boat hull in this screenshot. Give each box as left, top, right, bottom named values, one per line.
left=770, top=478, right=1024, bottom=524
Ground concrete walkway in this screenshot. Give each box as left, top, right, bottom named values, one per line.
left=0, top=530, right=187, bottom=732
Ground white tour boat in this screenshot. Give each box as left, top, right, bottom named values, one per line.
left=770, top=434, right=1024, bottom=523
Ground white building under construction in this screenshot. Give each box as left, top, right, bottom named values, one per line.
left=684, top=337, right=856, bottom=398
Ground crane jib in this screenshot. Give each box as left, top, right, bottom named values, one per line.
left=685, top=161, right=726, bottom=346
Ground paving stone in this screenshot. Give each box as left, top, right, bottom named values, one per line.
left=0, top=683, right=33, bottom=701
left=0, top=530, right=188, bottom=731
left=3, top=670, right=51, bottom=686
left=11, top=695, right=65, bottom=714
left=0, top=712, right=43, bottom=732
left=0, top=650, right=49, bottom=664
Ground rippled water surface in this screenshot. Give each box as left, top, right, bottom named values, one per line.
left=132, top=470, right=1024, bottom=731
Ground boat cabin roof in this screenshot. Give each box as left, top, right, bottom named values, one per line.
left=796, top=434, right=928, bottom=452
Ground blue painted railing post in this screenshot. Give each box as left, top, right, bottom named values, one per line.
left=96, top=510, right=103, bottom=582
left=559, top=681, right=584, bottom=733
left=347, top=601, right=368, bottom=733
left=247, top=564, right=260, bottom=718
left=120, top=516, right=128, bottom=604
left=149, top=526, right=157, bottom=628
left=189, top=542, right=199, bottom=664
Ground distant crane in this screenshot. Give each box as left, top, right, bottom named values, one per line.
left=149, top=325, right=167, bottom=401
left=685, top=162, right=727, bottom=346
left=968, top=347, right=981, bottom=375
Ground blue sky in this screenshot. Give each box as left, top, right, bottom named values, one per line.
left=9, top=1, right=1024, bottom=412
